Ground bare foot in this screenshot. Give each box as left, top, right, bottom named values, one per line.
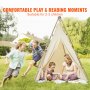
left=34, top=64, right=39, bottom=67
left=22, top=73, right=26, bottom=77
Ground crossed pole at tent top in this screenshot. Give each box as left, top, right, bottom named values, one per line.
left=49, top=16, right=61, bottom=40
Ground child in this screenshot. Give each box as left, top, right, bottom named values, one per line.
left=0, top=42, right=26, bottom=87
left=61, top=54, right=78, bottom=81
left=22, top=40, right=43, bottom=77
left=40, top=62, right=59, bottom=81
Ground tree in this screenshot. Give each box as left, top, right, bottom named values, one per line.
left=63, top=17, right=90, bottom=55
left=80, top=17, right=90, bottom=48
left=0, top=11, right=17, bottom=38
left=19, top=38, right=32, bottom=43
left=63, top=17, right=82, bottom=49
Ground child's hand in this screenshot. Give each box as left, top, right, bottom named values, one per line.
left=5, top=57, right=9, bottom=64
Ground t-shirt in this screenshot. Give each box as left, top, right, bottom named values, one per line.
left=63, top=62, right=76, bottom=72
left=32, top=46, right=43, bottom=58
left=29, top=41, right=43, bottom=58
left=6, top=49, right=25, bottom=69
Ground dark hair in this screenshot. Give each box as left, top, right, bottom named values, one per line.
left=15, top=42, right=26, bottom=49
left=64, top=54, right=72, bottom=65
left=49, top=62, right=55, bottom=67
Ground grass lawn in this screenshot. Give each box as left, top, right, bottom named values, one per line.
left=0, top=59, right=90, bottom=90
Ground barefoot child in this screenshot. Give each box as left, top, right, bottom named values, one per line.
left=0, top=42, right=26, bottom=87
left=40, top=62, right=59, bottom=81
left=22, top=40, right=43, bottom=77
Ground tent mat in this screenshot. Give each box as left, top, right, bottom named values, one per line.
left=36, top=79, right=88, bottom=84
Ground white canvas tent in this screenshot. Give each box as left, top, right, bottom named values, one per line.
left=35, top=17, right=88, bottom=83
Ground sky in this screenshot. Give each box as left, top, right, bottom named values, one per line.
left=0, top=0, right=90, bottom=38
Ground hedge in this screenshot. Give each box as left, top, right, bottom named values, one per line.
left=0, top=46, right=10, bottom=56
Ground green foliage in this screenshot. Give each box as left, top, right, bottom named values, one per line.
left=19, top=37, right=32, bottom=43
left=40, top=42, right=47, bottom=50
left=76, top=48, right=90, bottom=55
left=0, top=12, right=17, bottom=38
left=63, top=17, right=90, bottom=55
left=43, top=36, right=50, bottom=46
left=78, top=53, right=90, bottom=58
left=63, top=18, right=82, bottom=46
left=0, top=46, right=10, bottom=56
left=80, top=17, right=90, bottom=47
left=41, top=36, right=50, bottom=50
left=0, top=55, right=2, bottom=59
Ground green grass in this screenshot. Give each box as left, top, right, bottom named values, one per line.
left=0, top=59, right=90, bottom=90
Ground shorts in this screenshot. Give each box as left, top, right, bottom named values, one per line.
left=4, top=67, right=20, bottom=79
left=33, top=54, right=41, bottom=62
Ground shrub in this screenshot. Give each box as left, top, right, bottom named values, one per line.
left=40, top=42, right=47, bottom=50
left=78, top=53, right=90, bottom=58
left=19, top=38, right=32, bottom=43
left=0, top=46, right=10, bottom=56
left=76, top=48, right=90, bottom=55
left=0, top=56, right=2, bottom=59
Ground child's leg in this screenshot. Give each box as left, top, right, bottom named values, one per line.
left=57, top=74, right=62, bottom=80
left=68, top=73, right=78, bottom=80
left=0, top=77, right=7, bottom=87
left=0, top=68, right=13, bottom=87
left=8, top=75, right=12, bottom=80
left=62, top=74, right=67, bottom=80
left=12, top=67, right=20, bottom=78
left=33, top=55, right=41, bottom=67
left=22, top=60, right=35, bottom=77
left=54, top=74, right=60, bottom=80
left=33, top=62, right=38, bottom=67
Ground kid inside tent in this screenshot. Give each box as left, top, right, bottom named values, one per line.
left=35, top=16, right=88, bottom=83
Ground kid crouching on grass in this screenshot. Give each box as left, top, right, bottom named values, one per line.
left=0, top=42, right=26, bottom=87
left=40, top=62, right=60, bottom=81
left=45, top=62, right=57, bottom=81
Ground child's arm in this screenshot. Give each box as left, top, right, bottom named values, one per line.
left=6, top=50, right=15, bottom=59
left=61, top=63, right=65, bottom=75
left=5, top=56, right=9, bottom=64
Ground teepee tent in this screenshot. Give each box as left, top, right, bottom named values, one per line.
left=35, top=16, right=88, bottom=82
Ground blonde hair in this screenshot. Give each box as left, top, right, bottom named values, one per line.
left=15, top=42, right=26, bottom=49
